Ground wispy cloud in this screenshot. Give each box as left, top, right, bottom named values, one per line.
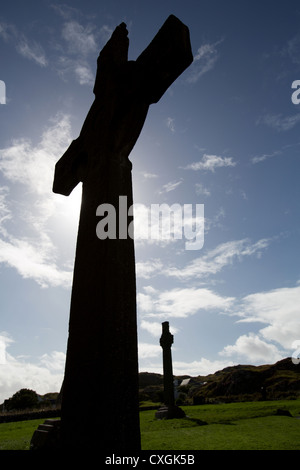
left=0, top=22, right=17, bottom=42
left=187, top=39, right=223, bottom=83
left=61, top=21, right=98, bottom=55
left=0, top=12, right=105, bottom=86
left=251, top=150, right=282, bottom=164
left=195, top=183, right=211, bottom=197
left=17, top=36, right=48, bottom=67
left=0, top=21, right=47, bottom=67
left=166, top=238, right=270, bottom=280
left=257, top=113, right=300, bottom=131
left=141, top=172, right=159, bottom=179
left=166, top=117, right=175, bottom=133
left=54, top=18, right=99, bottom=86
left=281, top=33, right=300, bottom=66
left=182, top=154, right=236, bottom=172
left=136, top=238, right=270, bottom=280
left=158, top=179, right=183, bottom=194
left=0, top=186, right=11, bottom=236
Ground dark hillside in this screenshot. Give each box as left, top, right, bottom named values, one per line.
left=139, top=358, right=300, bottom=403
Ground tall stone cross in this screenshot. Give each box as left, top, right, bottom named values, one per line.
left=155, top=321, right=185, bottom=419
left=53, top=15, right=192, bottom=450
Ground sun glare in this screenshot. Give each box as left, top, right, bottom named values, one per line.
left=61, top=183, right=82, bottom=226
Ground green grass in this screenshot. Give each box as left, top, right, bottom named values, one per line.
left=0, top=418, right=47, bottom=450
left=0, top=400, right=300, bottom=450
left=140, top=400, right=300, bottom=450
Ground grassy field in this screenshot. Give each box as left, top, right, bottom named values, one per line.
left=140, top=400, right=300, bottom=450
left=0, top=399, right=300, bottom=450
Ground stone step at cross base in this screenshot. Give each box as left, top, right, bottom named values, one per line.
left=155, top=405, right=186, bottom=420
left=30, top=419, right=61, bottom=450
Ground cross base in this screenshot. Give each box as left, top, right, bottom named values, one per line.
left=30, top=419, right=61, bottom=450
left=155, top=404, right=186, bottom=420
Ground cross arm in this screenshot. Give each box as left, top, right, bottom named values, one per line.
left=52, top=138, right=87, bottom=196
left=52, top=15, right=193, bottom=197
left=136, top=15, right=193, bottom=104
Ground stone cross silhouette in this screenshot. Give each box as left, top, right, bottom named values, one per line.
left=155, top=321, right=185, bottom=419
left=53, top=15, right=192, bottom=450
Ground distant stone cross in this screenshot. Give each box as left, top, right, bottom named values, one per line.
left=156, top=322, right=185, bottom=419
left=53, top=15, right=192, bottom=450
left=160, top=321, right=175, bottom=406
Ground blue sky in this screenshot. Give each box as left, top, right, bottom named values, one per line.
left=0, top=0, right=300, bottom=402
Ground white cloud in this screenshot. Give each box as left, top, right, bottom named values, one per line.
left=0, top=237, right=72, bottom=288
left=138, top=285, right=234, bottom=319
left=172, top=358, right=234, bottom=377
left=220, top=333, right=284, bottom=363
left=136, top=259, right=164, bottom=279
left=0, top=332, right=14, bottom=365
left=236, top=282, right=300, bottom=349
left=0, top=186, right=11, bottom=236
left=182, top=154, right=236, bottom=171
left=215, top=281, right=300, bottom=366
left=0, top=113, right=75, bottom=288
left=0, top=348, right=64, bottom=404
left=74, top=64, right=94, bottom=85
left=138, top=342, right=161, bottom=359
left=140, top=320, right=178, bottom=337
left=39, top=351, right=66, bottom=371
left=139, top=356, right=235, bottom=376
left=0, top=113, right=72, bottom=194
left=187, top=39, right=223, bottom=83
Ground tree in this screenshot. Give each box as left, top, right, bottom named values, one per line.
left=6, top=388, right=39, bottom=411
